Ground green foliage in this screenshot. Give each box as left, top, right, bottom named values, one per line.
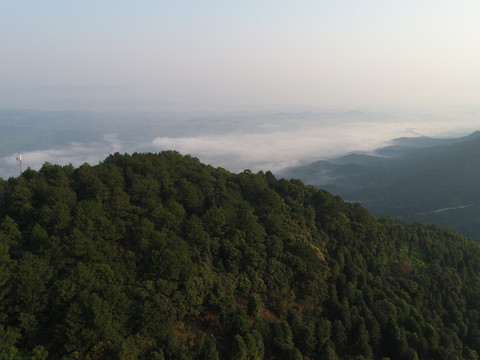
left=247, top=293, right=262, bottom=318
left=30, top=345, right=48, bottom=360
left=0, top=151, right=480, bottom=359
left=0, top=325, right=20, bottom=352
left=231, top=334, right=247, bottom=360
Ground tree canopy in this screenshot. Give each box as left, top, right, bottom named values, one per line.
left=0, top=151, right=480, bottom=359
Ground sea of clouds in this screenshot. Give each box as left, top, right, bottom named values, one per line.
left=1, top=108, right=479, bottom=179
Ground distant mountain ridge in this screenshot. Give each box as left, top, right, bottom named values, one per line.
left=277, top=130, right=480, bottom=241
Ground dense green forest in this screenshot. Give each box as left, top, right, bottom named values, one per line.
left=1, top=152, right=480, bottom=359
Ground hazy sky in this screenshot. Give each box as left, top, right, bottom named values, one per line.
left=1, top=1, right=480, bottom=178
left=2, top=0, right=480, bottom=110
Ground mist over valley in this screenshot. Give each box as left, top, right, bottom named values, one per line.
left=1, top=107, right=478, bottom=179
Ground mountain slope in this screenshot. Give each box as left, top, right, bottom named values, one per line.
left=278, top=131, right=480, bottom=241
left=1, top=152, right=480, bottom=359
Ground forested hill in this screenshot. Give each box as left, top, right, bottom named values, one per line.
left=1, top=152, right=480, bottom=359
left=277, top=131, right=480, bottom=242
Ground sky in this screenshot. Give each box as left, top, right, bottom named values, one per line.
left=1, top=1, right=480, bottom=177
left=2, top=0, right=480, bottom=110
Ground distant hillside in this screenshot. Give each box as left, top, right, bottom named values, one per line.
left=278, top=131, right=480, bottom=241
left=1, top=152, right=480, bottom=359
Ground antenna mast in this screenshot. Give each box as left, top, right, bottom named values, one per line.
left=15, top=154, right=23, bottom=175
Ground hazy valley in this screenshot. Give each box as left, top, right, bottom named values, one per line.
left=278, top=131, right=480, bottom=242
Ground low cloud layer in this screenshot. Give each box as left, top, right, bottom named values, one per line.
left=1, top=109, right=479, bottom=179
left=149, top=118, right=480, bottom=173
left=1, top=134, right=123, bottom=178
left=150, top=125, right=387, bottom=172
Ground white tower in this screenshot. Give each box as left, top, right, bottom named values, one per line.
left=15, top=154, right=23, bottom=175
